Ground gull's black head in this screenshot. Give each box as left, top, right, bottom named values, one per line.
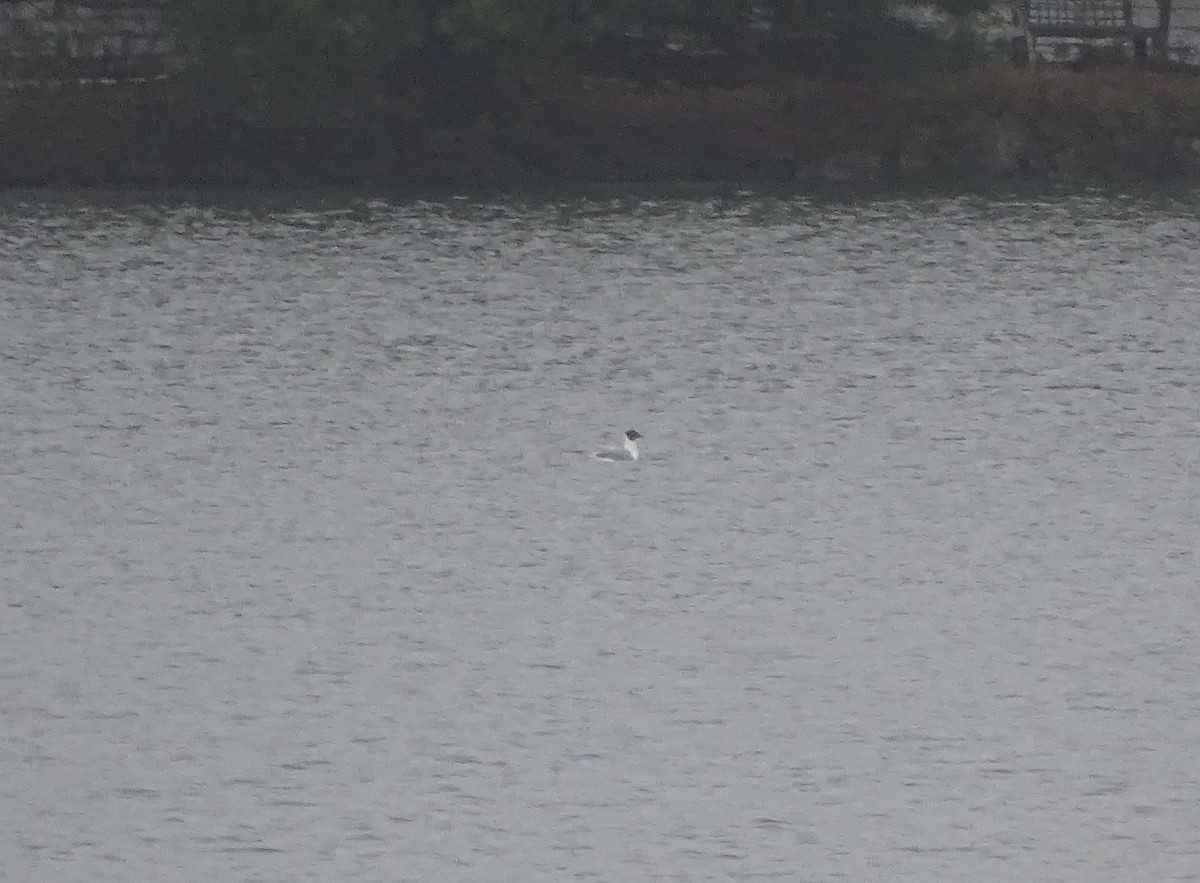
left=625, top=429, right=642, bottom=440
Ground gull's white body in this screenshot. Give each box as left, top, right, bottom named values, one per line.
left=593, top=429, right=642, bottom=462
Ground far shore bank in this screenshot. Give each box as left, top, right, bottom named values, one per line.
left=4, top=69, right=1200, bottom=189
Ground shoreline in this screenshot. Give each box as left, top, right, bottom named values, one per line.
left=4, top=68, right=1200, bottom=189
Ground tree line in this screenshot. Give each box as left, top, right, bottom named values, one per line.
left=167, top=0, right=997, bottom=112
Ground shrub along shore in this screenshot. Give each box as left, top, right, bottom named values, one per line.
left=3, top=68, right=1200, bottom=189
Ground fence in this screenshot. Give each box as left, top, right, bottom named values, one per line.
left=1017, top=0, right=1200, bottom=65
left=1027, top=0, right=1133, bottom=31
left=0, top=0, right=176, bottom=81
left=1162, top=0, right=1200, bottom=63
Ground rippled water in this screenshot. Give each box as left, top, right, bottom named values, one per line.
left=2, top=189, right=1199, bottom=882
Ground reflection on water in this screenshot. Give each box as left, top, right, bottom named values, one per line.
left=2, top=189, right=1199, bottom=882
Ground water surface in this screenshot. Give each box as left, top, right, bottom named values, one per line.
left=2, top=189, right=1198, bottom=882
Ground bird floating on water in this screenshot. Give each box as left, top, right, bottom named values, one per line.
left=593, top=429, right=642, bottom=462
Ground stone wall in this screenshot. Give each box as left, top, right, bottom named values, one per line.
left=0, top=0, right=176, bottom=80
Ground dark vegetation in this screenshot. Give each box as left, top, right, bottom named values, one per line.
left=1, top=0, right=1197, bottom=187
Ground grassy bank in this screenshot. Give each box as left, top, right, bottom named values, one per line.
left=4, top=69, right=1200, bottom=188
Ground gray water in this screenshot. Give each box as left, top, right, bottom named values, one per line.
left=2, top=189, right=1199, bottom=882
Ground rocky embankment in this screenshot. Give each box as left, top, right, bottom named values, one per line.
left=576, top=69, right=1200, bottom=185
left=3, top=69, right=1200, bottom=187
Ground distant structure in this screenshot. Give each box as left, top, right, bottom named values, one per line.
left=1013, top=0, right=1175, bottom=66
left=0, top=0, right=175, bottom=82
